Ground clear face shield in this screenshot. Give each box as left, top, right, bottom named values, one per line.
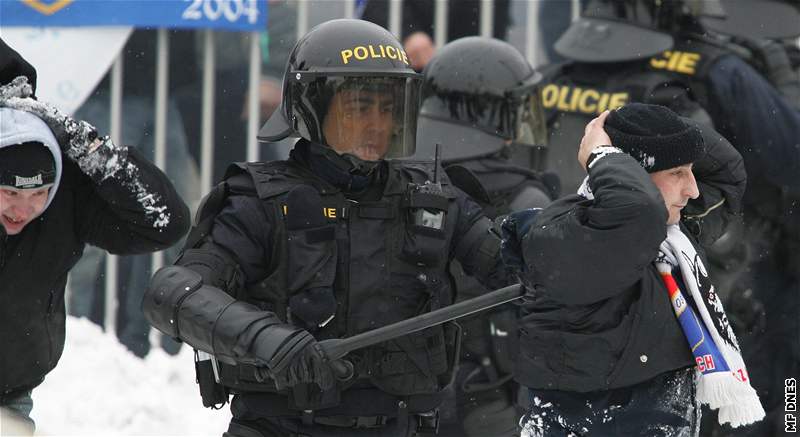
left=506, top=82, right=548, bottom=148
left=291, top=74, right=421, bottom=162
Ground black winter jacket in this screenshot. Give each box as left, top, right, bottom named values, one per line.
left=514, top=154, right=697, bottom=393
left=0, top=148, right=190, bottom=397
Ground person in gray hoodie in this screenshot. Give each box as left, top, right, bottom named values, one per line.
left=0, top=76, right=190, bottom=433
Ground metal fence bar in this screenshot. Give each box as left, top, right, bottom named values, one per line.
left=343, top=0, right=356, bottom=19
left=152, top=28, right=169, bottom=273
left=246, top=32, right=262, bottom=162
left=525, top=0, right=538, bottom=65
left=572, top=0, right=581, bottom=21
left=297, top=0, right=309, bottom=41
left=200, top=30, right=216, bottom=193
left=434, top=0, right=448, bottom=48
left=389, top=0, right=402, bottom=37
left=480, top=0, right=494, bottom=38
left=104, top=54, right=123, bottom=334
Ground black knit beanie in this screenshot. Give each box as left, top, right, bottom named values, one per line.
left=0, top=142, right=56, bottom=189
left=604, top=103, right=705, bottom=173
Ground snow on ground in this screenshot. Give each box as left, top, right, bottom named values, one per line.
left=31, top=317, right=230, bottom=436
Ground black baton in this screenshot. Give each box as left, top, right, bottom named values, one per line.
left=319, top=284, right=523, bottom=380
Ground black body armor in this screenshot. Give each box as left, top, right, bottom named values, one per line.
left=192, top=158, right=467, bottom=415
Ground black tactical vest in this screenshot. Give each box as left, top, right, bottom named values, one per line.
left=215, top=158, right=462, bottom=409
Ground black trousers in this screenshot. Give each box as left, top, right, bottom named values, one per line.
left=519, top=368, right=700, bottom=437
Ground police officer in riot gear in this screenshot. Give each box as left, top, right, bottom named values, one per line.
left=143, top=19, right=513, bottom=437
left=413, top=36, right=556, bottom=437
left=542, top=1, right=800, bottom=435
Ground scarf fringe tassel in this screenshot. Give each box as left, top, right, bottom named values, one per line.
left=697, top=371, right=766, bottom=427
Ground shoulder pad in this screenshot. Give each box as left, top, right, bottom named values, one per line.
left=228, top=160, right=333, bottom=200
left=391, top=160, right=450, bottom=184
left=445, top=164, right=492, bottom=204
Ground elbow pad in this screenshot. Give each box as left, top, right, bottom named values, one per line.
left=143, top=265, right=305, bottom=367
left=142, top=265, right=231, bottom=344
left=456, top=216, right=502, bottom=279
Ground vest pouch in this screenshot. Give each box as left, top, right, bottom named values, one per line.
left=287, top=224, right=337, bottom=292
left=195, top=350, right=229, bottom=408
left=440, top=321, right=462, bottom=388
left=368, top=326, right=449, bottom=396
left=286, top=223, right=338, bottom=329
left=401, top=185, right=450, bottom=267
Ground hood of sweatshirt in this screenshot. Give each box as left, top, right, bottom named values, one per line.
left=0, top=107, right=63, bottom=211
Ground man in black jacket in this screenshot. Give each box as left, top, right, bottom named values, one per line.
left=0, top=74, right=190, bottom=432
left=505, top=104, right=753, bottom=436
left=142, top=19, right=512, bottom=437
left=541, top=7, right=800, bottom=430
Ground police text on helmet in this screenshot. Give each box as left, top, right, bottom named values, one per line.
left=340, top=44, right=409, bottom=65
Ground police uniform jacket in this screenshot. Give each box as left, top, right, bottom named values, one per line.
left=514, top=153, right=697, bottom=393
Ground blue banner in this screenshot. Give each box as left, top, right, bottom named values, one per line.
left=1, top=0, right=267, bottom=31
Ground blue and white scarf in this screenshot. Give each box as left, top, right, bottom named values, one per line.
left=578, top=178, right=764, bottom=427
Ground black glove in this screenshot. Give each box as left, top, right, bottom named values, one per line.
left=253, top=325, right=335, bottom=391
left=0, top=75, right=33, bottom=101
left=499, top=208, right=541, bottom=276
left=0, top=77, right=128, bottom=183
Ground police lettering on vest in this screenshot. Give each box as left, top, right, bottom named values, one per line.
left=341, top=44, right=409, bottom=65
left=649, top=50, right=702, bottom=75
left=541, top=84, right=628, bottom=115
left=281, top=204, right=338, bottom=219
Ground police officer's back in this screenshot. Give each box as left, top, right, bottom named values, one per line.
left=414, top=37, right=556, bottom=437
left=142, top=19, right=511, bottom=437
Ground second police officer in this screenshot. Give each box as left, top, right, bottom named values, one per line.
left=143, top=19, right=514, bottom=437
left=413, top=37, right=557, bottom=437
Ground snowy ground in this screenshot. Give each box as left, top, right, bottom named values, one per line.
left=30, top=317, right=230, bottom=436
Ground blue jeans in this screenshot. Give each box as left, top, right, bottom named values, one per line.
left=1, top=389, right=35, bottom=433
left=520, top=368, right=700, bottom=437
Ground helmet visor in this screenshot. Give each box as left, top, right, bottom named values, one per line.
left=291, top=74, right=421, bottom=160
left=507, top=81, right=548, bottom=148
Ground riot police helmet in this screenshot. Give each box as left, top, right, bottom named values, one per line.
left=258, top=19, right=422, bottom=161
left=555, top=0, right=685, bottom=63
left=698, top=0, right=800, bottom=39
left=415, top=37, right=547, bottom=162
